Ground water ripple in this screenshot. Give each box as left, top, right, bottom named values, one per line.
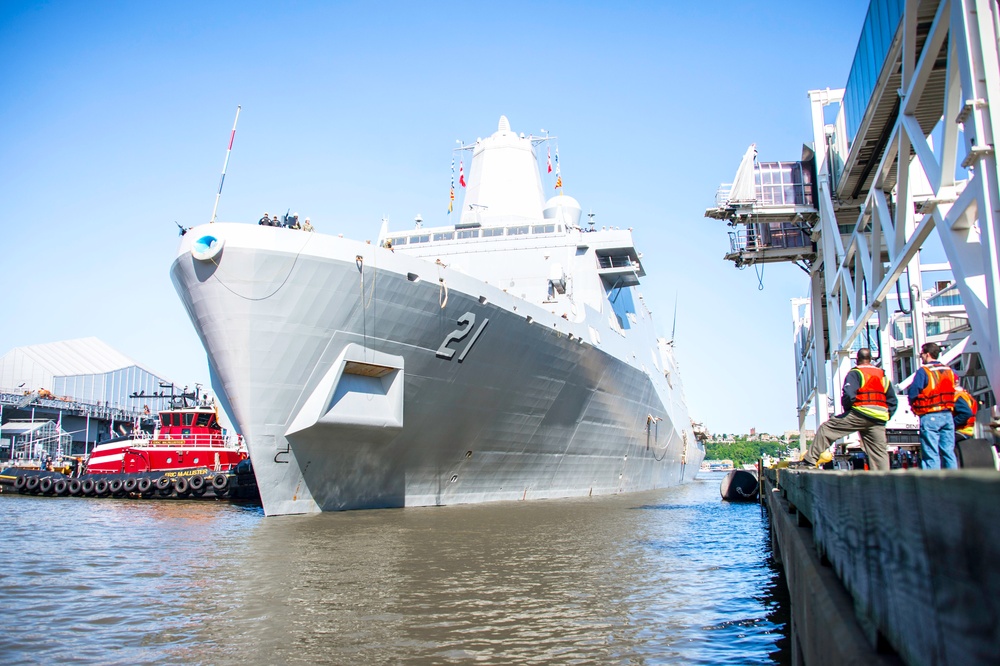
left=0, top=475, right=788, bottom=664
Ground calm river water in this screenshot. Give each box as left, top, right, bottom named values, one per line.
left=0, top=473, right=789, bottom=665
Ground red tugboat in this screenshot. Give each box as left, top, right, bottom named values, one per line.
left=85, top=404, right=246, bottom=475
left=1, top=396, right=257, bottom=501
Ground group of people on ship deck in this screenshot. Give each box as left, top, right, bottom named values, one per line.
left=258, top=211, right=314, bottom=232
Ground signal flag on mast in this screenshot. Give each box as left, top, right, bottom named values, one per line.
left=459, top=160, right=466, bottom=188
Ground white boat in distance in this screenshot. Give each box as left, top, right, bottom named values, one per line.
left=172, top=116, right=704, bottom=516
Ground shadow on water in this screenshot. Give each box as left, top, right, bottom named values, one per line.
left=0, top=474, right=789, bottom=665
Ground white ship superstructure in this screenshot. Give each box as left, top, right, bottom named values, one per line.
left=172, top=116, right=704, bottom=516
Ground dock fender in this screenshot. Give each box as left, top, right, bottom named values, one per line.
left=211, top=473, right=229, bottom=491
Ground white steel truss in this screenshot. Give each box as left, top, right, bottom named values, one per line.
left=796, top=0, right=1000, bottom=437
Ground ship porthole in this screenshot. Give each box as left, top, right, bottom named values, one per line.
left=192, top=234, right=225, bottom=261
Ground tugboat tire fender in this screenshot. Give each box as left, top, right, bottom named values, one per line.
left=14, top=475, right=27, bottom=490
left=137, top=478, right=152, bottom=494
left=123, top=478, right=139, bottom=493
left=174, top=477, right=189, bottom=495
left=81, top=478, right=96, bottom=495
left=108, top=479, right=124, bottom=494
left=68, top=479, right=82, bottom=495
left=53, top=479, right=68, bottom=495
left=94, top=479, right=110, bottom=495
left=25, top=475, right=40, bottom=492
left=211, top=473, right=229, bottom=491
left=189, top=475, right=205, bottom=491
left=39, top=477, right=54, bottom=494
left=155, top=477, right=172, bottom=491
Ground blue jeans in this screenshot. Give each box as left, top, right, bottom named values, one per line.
left=919, top=411, right=957, bottom=469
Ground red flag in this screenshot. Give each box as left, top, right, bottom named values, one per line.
left=547, top=147, right=552, bottom=173
left=459, top=160, right=466, bottom=188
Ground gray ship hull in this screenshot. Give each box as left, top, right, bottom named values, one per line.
left=172, top=224, right=702, bottom=515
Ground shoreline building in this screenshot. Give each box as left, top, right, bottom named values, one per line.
left=0, top=337, right=179, bottom=458
left=705, top=0, right=1000, bottom=451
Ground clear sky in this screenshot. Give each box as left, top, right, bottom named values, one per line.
left=1, top=0, right=870, bottom=436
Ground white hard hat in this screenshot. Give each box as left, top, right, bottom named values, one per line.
left=293, top=212, right=299, bottom=217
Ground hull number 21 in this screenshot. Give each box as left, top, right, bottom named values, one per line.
left=436, top=311, right=489, bottom=362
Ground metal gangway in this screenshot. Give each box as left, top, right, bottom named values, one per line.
left=708, top=0, right=1000, bottom=441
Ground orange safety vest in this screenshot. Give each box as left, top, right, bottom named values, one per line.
left=910, top=364, right=956, bottom=416
left=851, top=365, right=890, bottom=421
left=955, top=388, right=978, bottom=436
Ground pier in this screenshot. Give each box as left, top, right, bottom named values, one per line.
left=762, top=466, right=1000, bottom=665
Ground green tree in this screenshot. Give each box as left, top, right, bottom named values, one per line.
left=705, top=437, right=789, bottom=466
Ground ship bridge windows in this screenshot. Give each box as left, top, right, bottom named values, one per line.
left=508, top=225, right=529, bottom=236
left=410, top=234, right=430, bottom=244
left=532, top=224, right=557, bottom=234
left=196, top=413, right=213, bottom=427
left=434, top=232, right=454, bottom=241
left=388, top=236, right=408, bottom=246
left=457, top=229, right=480, bottom=239
left=482, top=227, right=505, bottom=237
left=183, top=413, right=194, bottom=427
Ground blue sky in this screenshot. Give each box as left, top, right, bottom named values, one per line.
left=1, top=0, right=870, bottom=436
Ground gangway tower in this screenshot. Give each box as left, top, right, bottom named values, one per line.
left=705, top=0, right=1000, bottom=442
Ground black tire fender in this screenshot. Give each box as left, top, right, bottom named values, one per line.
left=68, top=479, right=82, bottom=495
left=25, top=475, right=40, bottom=492
left=81, top=478, right=96, bottom=495
left=53, top=479, right=68, bottom=495
left=14, top=475, right=27, bottom=490
left=189, top=475, right=205, bottom=491
left=155, top=476, right=171, bottom=491
left=108, top=479, right=124, bottom=494
left=211, top=473, right=229, bottom=491
left=123, top=478, right=139, bottom=493
left=94, top=479, right=110, bottom=495
left=174, top=477, right=189, bottom=495
left=137, top=477, right=152, bottom=494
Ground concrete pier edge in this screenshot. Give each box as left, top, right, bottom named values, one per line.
left=763, top=466, right=1000, bottom=665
